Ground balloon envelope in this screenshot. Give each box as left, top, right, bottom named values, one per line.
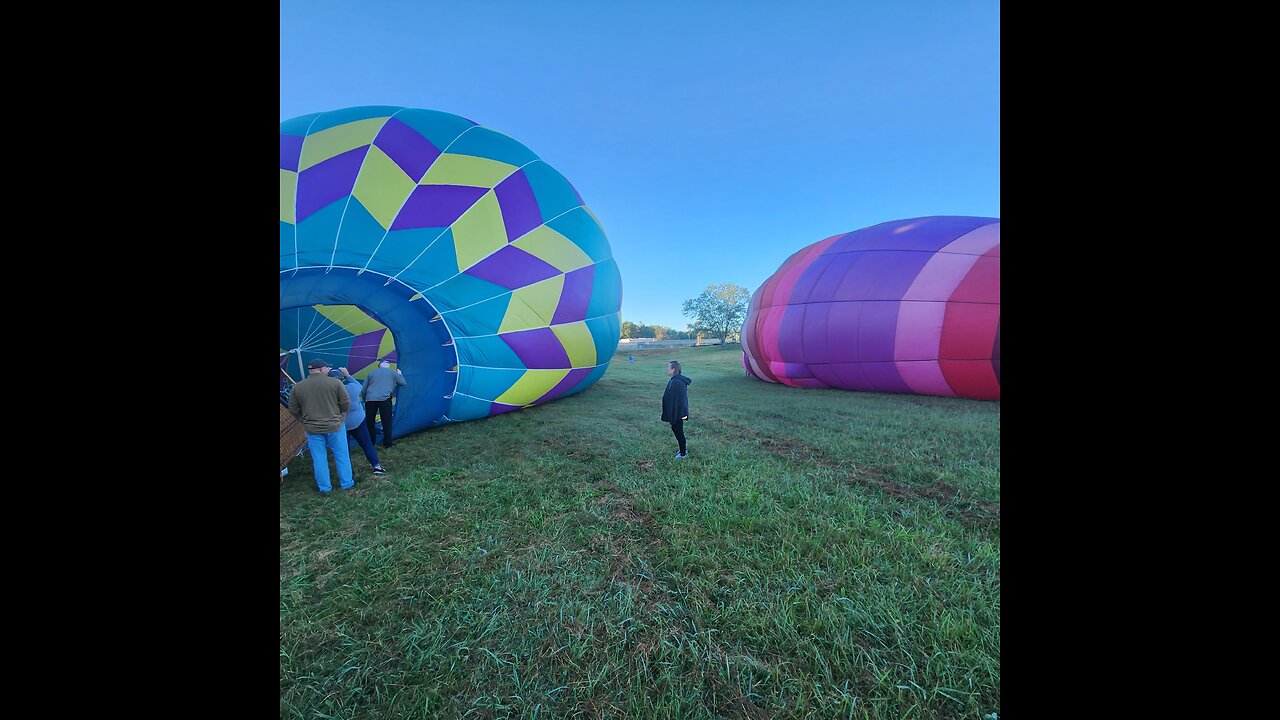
left=741, top=216, right=999, bottom=400
left=280, top=107, right=622, bottom=438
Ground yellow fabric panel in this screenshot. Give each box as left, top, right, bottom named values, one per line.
left=315, top=304, right=387, bottom=335
left=452, top=191, right=508, bottom=270
left=351, top=145, right=416, bottom=229
left=378, top=333, right=397, bottom=361
left=298, top=117, right=387, bottom=171
left=499, top=275, right=565, bottom=333
left=496, top=369, right=571, bottom=406
left=510, top=225, right=592, bottom=272
left=420, top=153, right=518, bottom=188
left=551, top=321, right=597, bottom=367
left=280, top=170, right=297, bottom=224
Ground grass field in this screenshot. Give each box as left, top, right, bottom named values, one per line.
left=280, top=344, right=1000, bottom=719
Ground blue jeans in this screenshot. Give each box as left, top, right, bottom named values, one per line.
left=347, top=422, right=381, bottom=468
left=306, top=428, right=354, bottom=492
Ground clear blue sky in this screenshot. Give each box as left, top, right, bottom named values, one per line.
left=281, top=0, right=1000, bottom=330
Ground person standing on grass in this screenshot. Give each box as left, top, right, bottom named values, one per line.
left=362, top=358, right=406, bottom=449
left=329, top=368, right=387, bottom=476
left=287, top=358, right=354, bottom=495
left=661, top=359, right=692, bottom=459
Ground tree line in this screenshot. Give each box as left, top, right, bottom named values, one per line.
left=620, top=282, right=751, bottom=344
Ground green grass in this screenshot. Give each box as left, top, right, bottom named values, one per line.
left=280, top=345, right=1000, bottom=719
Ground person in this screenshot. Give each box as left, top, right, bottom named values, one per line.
left=287, top=358, right=354, bottom=495
left=628, top=353, right=634, bottom=365
left=661, top=359, right=692, bottom=459
left=362, top=358, right=406, bottom=449
left=329, top=368, right=387, bottom=476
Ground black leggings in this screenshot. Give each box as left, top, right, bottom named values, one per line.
left=670, top=419, right=686, bottom=454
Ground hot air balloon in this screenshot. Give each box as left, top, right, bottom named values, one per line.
left=280, top=106, right=622, bottom=441
left=742, top=216, right=999, bottom=400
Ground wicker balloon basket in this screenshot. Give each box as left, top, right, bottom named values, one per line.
left=280, top=403, right=308, bottom=474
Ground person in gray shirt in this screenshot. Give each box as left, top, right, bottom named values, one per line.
left=361, top=358, right=407, bottom=448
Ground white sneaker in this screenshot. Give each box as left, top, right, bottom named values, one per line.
left=674, top=452, right=686, bottom=459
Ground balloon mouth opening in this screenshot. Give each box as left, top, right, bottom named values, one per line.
left=280, top=267, right=458, bottom=434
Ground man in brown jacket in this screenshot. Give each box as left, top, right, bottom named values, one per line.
left=287, top=358, right=354, bottom=495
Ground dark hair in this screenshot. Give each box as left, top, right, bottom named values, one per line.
left=668, top=360, right=681, bottom=374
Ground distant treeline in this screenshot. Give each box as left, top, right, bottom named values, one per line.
left=619, top=321, right=697, bottom=340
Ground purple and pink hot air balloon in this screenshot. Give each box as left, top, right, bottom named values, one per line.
left=741, top=216, right=999, bottom=401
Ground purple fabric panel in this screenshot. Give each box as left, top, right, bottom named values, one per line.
left=788, top=254, right=836, bottom=304
left=465, top=245, right=561, bottom=290
left=280, top=135, right=303, bottom=172
left=861, top=250, right=931, bottom=301
left=860, top=361, right=913, bottom=393
left=825, top=300, right=863, bottom=363
left=827, top=252, right=875, bottom=302
left=348, top=330, right=386, bottom=368
left=803, top=253, right=855, bottom=304
left=775, top=304, right=807, bottom=363
left=552, top=265, right=595, bottom=324
left=390, top=185, right=487, bottom=230
left=535, top=367, right=593, bottom=404
left=858, top=300, right=902, bottom=362
left=295, top=146, right=368, bottom=222
left=488, top=401, right=523, bottom=416
left=495, top=170, right=544, bottom=241
left=800, top=302, right=833, bottom=365
left=500, top=328, right=572, bottom=369
left=834, top=217, right=984, bottom=253
left=809, top=363, right=842, bottom=388
left=814, top=361, right=871, bottom=391
left=373, top=117, right=441, bottom=181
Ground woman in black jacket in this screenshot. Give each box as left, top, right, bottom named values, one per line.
left=661, top=360, right=692, bottom=459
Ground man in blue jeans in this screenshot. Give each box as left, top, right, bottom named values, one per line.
left=287, top=358, right=354, bottom=495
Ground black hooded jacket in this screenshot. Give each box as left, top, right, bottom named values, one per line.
left=661, top=374, right=692, bottom=422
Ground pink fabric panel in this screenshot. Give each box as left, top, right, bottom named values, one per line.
left=942, top=222, right=1000, bottom=256
left=756, top=305, right=787, bottom=366
left=901, top=252, right=980, bottom=302
left=896, top=358, right=957, bottom=397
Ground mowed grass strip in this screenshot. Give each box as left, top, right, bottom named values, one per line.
left=281, top=345, right=1000, bottom=719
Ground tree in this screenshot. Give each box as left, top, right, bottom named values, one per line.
left=682, top=282, right=751, bottom=344
left=620, top=321, right=637, bottom=339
